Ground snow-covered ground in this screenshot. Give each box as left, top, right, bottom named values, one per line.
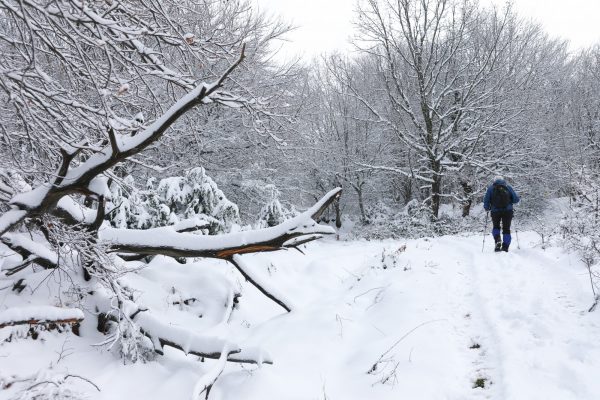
left=2, top=230, right=600, bottom=400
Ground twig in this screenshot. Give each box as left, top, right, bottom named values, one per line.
left=368, top=319, right=446, bottom=374
left=353, top=285, right=391, bottom=303
left=64, top=374, right=101, bottom=392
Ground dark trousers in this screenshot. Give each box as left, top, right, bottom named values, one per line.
left=491, top=210, right=513, bottom=245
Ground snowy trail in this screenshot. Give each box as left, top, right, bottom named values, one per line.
left=469, top=239, right=600, bottom=400
left=2, top=232, right=600, bottom=400
left=221, top=232, right=600, bottom=400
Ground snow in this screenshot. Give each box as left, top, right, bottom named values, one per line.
left=8, top=185, right=51, bottom=209
left=57, top=196, right=99, bottom=225
left=171, top=217, right=211, bottom=232
left=0, top=209, right=27, bottom=235
left=88, top=177, right=112, bottom=199
left=1, top=227, right=600, bottom=399
left=117, top=83, right=130, bottom=95
left=134, top=311, right=239, bottom=356
left=0, top=306, right=84, bottom=325
left=216, top=234, right=600, bottom=400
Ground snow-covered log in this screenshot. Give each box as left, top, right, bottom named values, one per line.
left=3, top=189, right=341, bottom=313
left=100, top=188, right=342, bottom=259
left=101, top=186, right=339, bottom=313
left=0, top=306, right=84, bottom=329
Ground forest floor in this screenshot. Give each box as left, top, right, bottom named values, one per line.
left=2, top=230, right=600, bottom=400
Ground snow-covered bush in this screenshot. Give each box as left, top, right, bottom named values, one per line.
left=378, top=245, right=408, bottom=270
left=256, top=185, right=295, bottom=228
left=107, top=176, right=139, bottom=229
left=108, top=167, right=240, bottom=234
left=353, top=200, right=478, bottom=240
left=560, top=169, right=600, bottom=306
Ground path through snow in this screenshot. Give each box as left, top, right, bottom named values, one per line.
left=219, top=232, right=600, bottom=400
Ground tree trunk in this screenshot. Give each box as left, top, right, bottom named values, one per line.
left=461, top=180, right=474, bottom=217
left=430, top=161, right=442, bottom=219
left=335, top=199, right=342, bottom=229
left=356, top=186, right=366, bottom=223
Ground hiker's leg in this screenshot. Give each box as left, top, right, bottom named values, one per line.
left=491, top=212, right=501, bottom=244
left=501, top=211, right=513, bottom=251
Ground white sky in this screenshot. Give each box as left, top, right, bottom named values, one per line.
left=254, top=0, right=600, bottom=60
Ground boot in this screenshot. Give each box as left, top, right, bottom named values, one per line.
left=502, top=243, right=509, bottom=252
left=495, top=242, right=502, bottom=252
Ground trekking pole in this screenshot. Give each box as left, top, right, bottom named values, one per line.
left=482, top=211, right=489, bottom=253
left=515, top=218, right=521, bottom=250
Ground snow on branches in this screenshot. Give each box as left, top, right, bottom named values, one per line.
left=108, top=167, right=240, bottom=234
left=560, top=169, right=600, bottom=310
left=0, top=0, right=336, bottom=397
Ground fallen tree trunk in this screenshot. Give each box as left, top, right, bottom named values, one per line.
left=1, top=190, right=340, bottom=269
left=0, top=306, right=84, bottom=331
left=100, top=188, right=342, bottom=259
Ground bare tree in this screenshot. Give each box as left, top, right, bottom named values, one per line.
left=352, top=0, right=565, bottom=217
left=300, top=55, right=392, bottom=223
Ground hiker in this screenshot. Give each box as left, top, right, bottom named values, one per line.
left=483, top=176, right=520, bottom=252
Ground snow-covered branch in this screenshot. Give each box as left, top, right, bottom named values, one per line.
left=100, top=188, right=341, bottom=259
left=230, top=254, right=295, bottom=312
left=133, top=310, right=272, bottom=365
left=192, top=344, right=235, bottom=400
left=0, top=233, right=59, bottom=273
left=0, top=306, right=84, bottom=330
left=0, top=47, right=246, bottom=238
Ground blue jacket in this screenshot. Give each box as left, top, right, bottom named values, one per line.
left=483, top=179, right=520, bottom=212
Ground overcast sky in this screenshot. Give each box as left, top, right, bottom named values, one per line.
left=254, top=0, right=600, bottom=60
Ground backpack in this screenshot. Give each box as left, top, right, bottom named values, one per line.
left=491, top=184, right=511, bottom=209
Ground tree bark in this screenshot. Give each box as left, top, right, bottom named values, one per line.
left=430, top=161, right=442, bottom=219
left=356, top=185, right=366, bottom=223
left=461, top=180, right=474, bottom=217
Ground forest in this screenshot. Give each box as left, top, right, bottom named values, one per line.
left=0, top=0, right=599, bottom=399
